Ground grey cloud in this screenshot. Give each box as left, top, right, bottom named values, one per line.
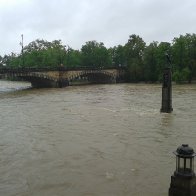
left=0, top=0, right=196, bottom=55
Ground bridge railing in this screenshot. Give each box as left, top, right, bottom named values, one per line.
left=0, top=66, right=125, bottom=74
left=0, top=67, right=57, bottom=73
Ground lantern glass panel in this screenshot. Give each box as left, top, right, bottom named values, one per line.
left=186, top=158, right=191, bottom=169
left=179, top=157, right=184, bottom=169
left=185, top=158, right=193, bottom=174
left=176, top=157, right=178, bottom=171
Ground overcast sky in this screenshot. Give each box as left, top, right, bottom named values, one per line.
left=0, top=0, right=196, bottom=55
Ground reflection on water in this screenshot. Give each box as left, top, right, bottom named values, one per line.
left=160, top=114, right=174, bottom=127
left=0, top=81, right=196, bottom=196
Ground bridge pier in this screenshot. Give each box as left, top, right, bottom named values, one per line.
left=58, top=79, right=69, bottom=88
left=31, top=79, right=58, bottom=88
left=31, top=79, right=70, bottom=88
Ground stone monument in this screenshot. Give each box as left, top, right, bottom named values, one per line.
left=160, top=53, right=173, bottom=113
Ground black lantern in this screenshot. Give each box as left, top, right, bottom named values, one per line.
left=174, top=144, right=196, bottom=177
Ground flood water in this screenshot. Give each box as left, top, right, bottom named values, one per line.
left=0, top=80, right=196, bottom=196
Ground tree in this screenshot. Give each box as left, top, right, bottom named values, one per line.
left=81, top=41, right=112, bottom=67
left=5, top=39, right=83, bottom=68
left=109, top=45, right=126, bottom=67
left=171, top=34, right=196, bottom=82
left=22, top=39, right=66, bottom=67
left=156, top=42, right=171, bottom=81
left=143, top=41, right=159, bottom=82
left=1, top=53, right=19, bottom=67
left=124, top=34, right=146, bottom=81
left=183, top=34, right=196, bottom=82
left=64, top=47, right=82, bottom=67
left=172, top=35, right=187, bottom=71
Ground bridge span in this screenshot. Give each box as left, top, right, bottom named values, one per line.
left=0, top=67, right=125, bottom=88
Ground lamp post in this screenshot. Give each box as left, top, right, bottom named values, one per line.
left=169, top=144, right=196, bottom=196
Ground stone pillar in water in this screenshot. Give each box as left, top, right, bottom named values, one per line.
left=160, top=67, right=173, bottom=113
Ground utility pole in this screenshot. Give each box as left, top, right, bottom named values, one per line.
left=20, top=34, right=24, bottom=67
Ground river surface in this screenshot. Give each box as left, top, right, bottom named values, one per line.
left=0, top=80, right=196, bottom=196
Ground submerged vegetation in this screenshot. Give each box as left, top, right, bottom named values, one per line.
left=1, top=33, right=196, bottom=83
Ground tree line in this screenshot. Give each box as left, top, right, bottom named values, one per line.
left=0, top=33, right=196, bottom=83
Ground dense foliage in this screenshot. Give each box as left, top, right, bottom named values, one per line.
left=1, top=33, right=196, bottom=83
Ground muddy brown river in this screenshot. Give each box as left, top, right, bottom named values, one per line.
left=0, top=80, right=196, bottom=196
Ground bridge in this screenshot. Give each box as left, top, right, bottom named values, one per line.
left=0, top=67, right=125, bottom=88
